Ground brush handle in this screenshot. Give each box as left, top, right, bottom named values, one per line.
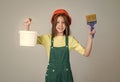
left=88, top=22, right=95, bottom=38
left=90, top=26, right=94, bottom=38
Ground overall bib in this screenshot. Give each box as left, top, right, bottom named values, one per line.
left=45, top=36, right=73, bottom=82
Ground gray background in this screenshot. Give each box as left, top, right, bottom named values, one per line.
left=0, top=0, right=120, bottom=82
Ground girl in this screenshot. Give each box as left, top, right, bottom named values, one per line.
left=24, top=9, right=96, bottom=82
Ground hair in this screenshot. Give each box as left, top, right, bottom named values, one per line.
left=51, top=14, right=70, bottom=38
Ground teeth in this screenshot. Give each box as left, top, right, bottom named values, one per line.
left=59, top=29, right=63, bottom=31
left=59, top=28, right=63, bottom=30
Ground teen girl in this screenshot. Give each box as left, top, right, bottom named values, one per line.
left=24, top=9, right=96, bottom=82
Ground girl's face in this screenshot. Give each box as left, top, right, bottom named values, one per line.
left=56, top=16, right=66, bottom=36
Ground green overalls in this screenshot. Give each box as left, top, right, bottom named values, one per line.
left=45, top=36, right=73, bottom=82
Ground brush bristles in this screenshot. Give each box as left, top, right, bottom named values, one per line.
left=86, top=14, right=97, bottom=23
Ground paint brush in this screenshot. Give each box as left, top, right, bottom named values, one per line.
left=86, top=14, right=97, bottom=38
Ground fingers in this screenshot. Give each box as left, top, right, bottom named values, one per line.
left=24, top=18, right=32, bottom=25
left=92, top=29, right=96, bottom=34
left=24, top=18, right=32, bottom=31
left=28, top=18, right=32, bottom=22
left=89, top=29, right=96, bottom=35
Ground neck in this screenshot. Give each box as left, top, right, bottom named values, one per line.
left=57, top=33, right=64, bottom=36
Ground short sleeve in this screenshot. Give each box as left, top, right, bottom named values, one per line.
left=37, top=36, right=43, bottom=44
left=37, top=34, right=49, bottom=45
left=37, top=34, right=51, bottom=46
left=69, top=36, right=85, bottom=55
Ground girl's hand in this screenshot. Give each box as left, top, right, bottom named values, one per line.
left=24, top=18, right=32, bottom=31
left=88, top=28, right=96, bottom=39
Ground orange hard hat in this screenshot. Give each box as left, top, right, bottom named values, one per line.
left=51, top=9, right=72, bottom=25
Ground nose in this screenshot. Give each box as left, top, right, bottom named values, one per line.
left=59, top=22, right=63, bottom=26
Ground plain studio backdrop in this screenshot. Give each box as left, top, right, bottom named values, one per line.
left=0, top=0, right=120, bottom=82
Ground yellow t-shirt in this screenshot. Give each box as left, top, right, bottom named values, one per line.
left=37, top=34, right=85, bottom=59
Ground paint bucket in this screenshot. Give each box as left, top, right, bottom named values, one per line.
left=19, top=31, right=37, bottom=46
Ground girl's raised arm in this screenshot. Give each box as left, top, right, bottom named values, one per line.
left=84, top=28, right=96, bottom=57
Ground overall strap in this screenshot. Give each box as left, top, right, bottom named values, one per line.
left=51, top=37, right=54, bottom=47
left=65, top=36, right=68, bottom=47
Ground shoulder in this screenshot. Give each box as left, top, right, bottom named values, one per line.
left=68, top=35, right=77, bottom=41
left=68, top=35, right=80, bottom=46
